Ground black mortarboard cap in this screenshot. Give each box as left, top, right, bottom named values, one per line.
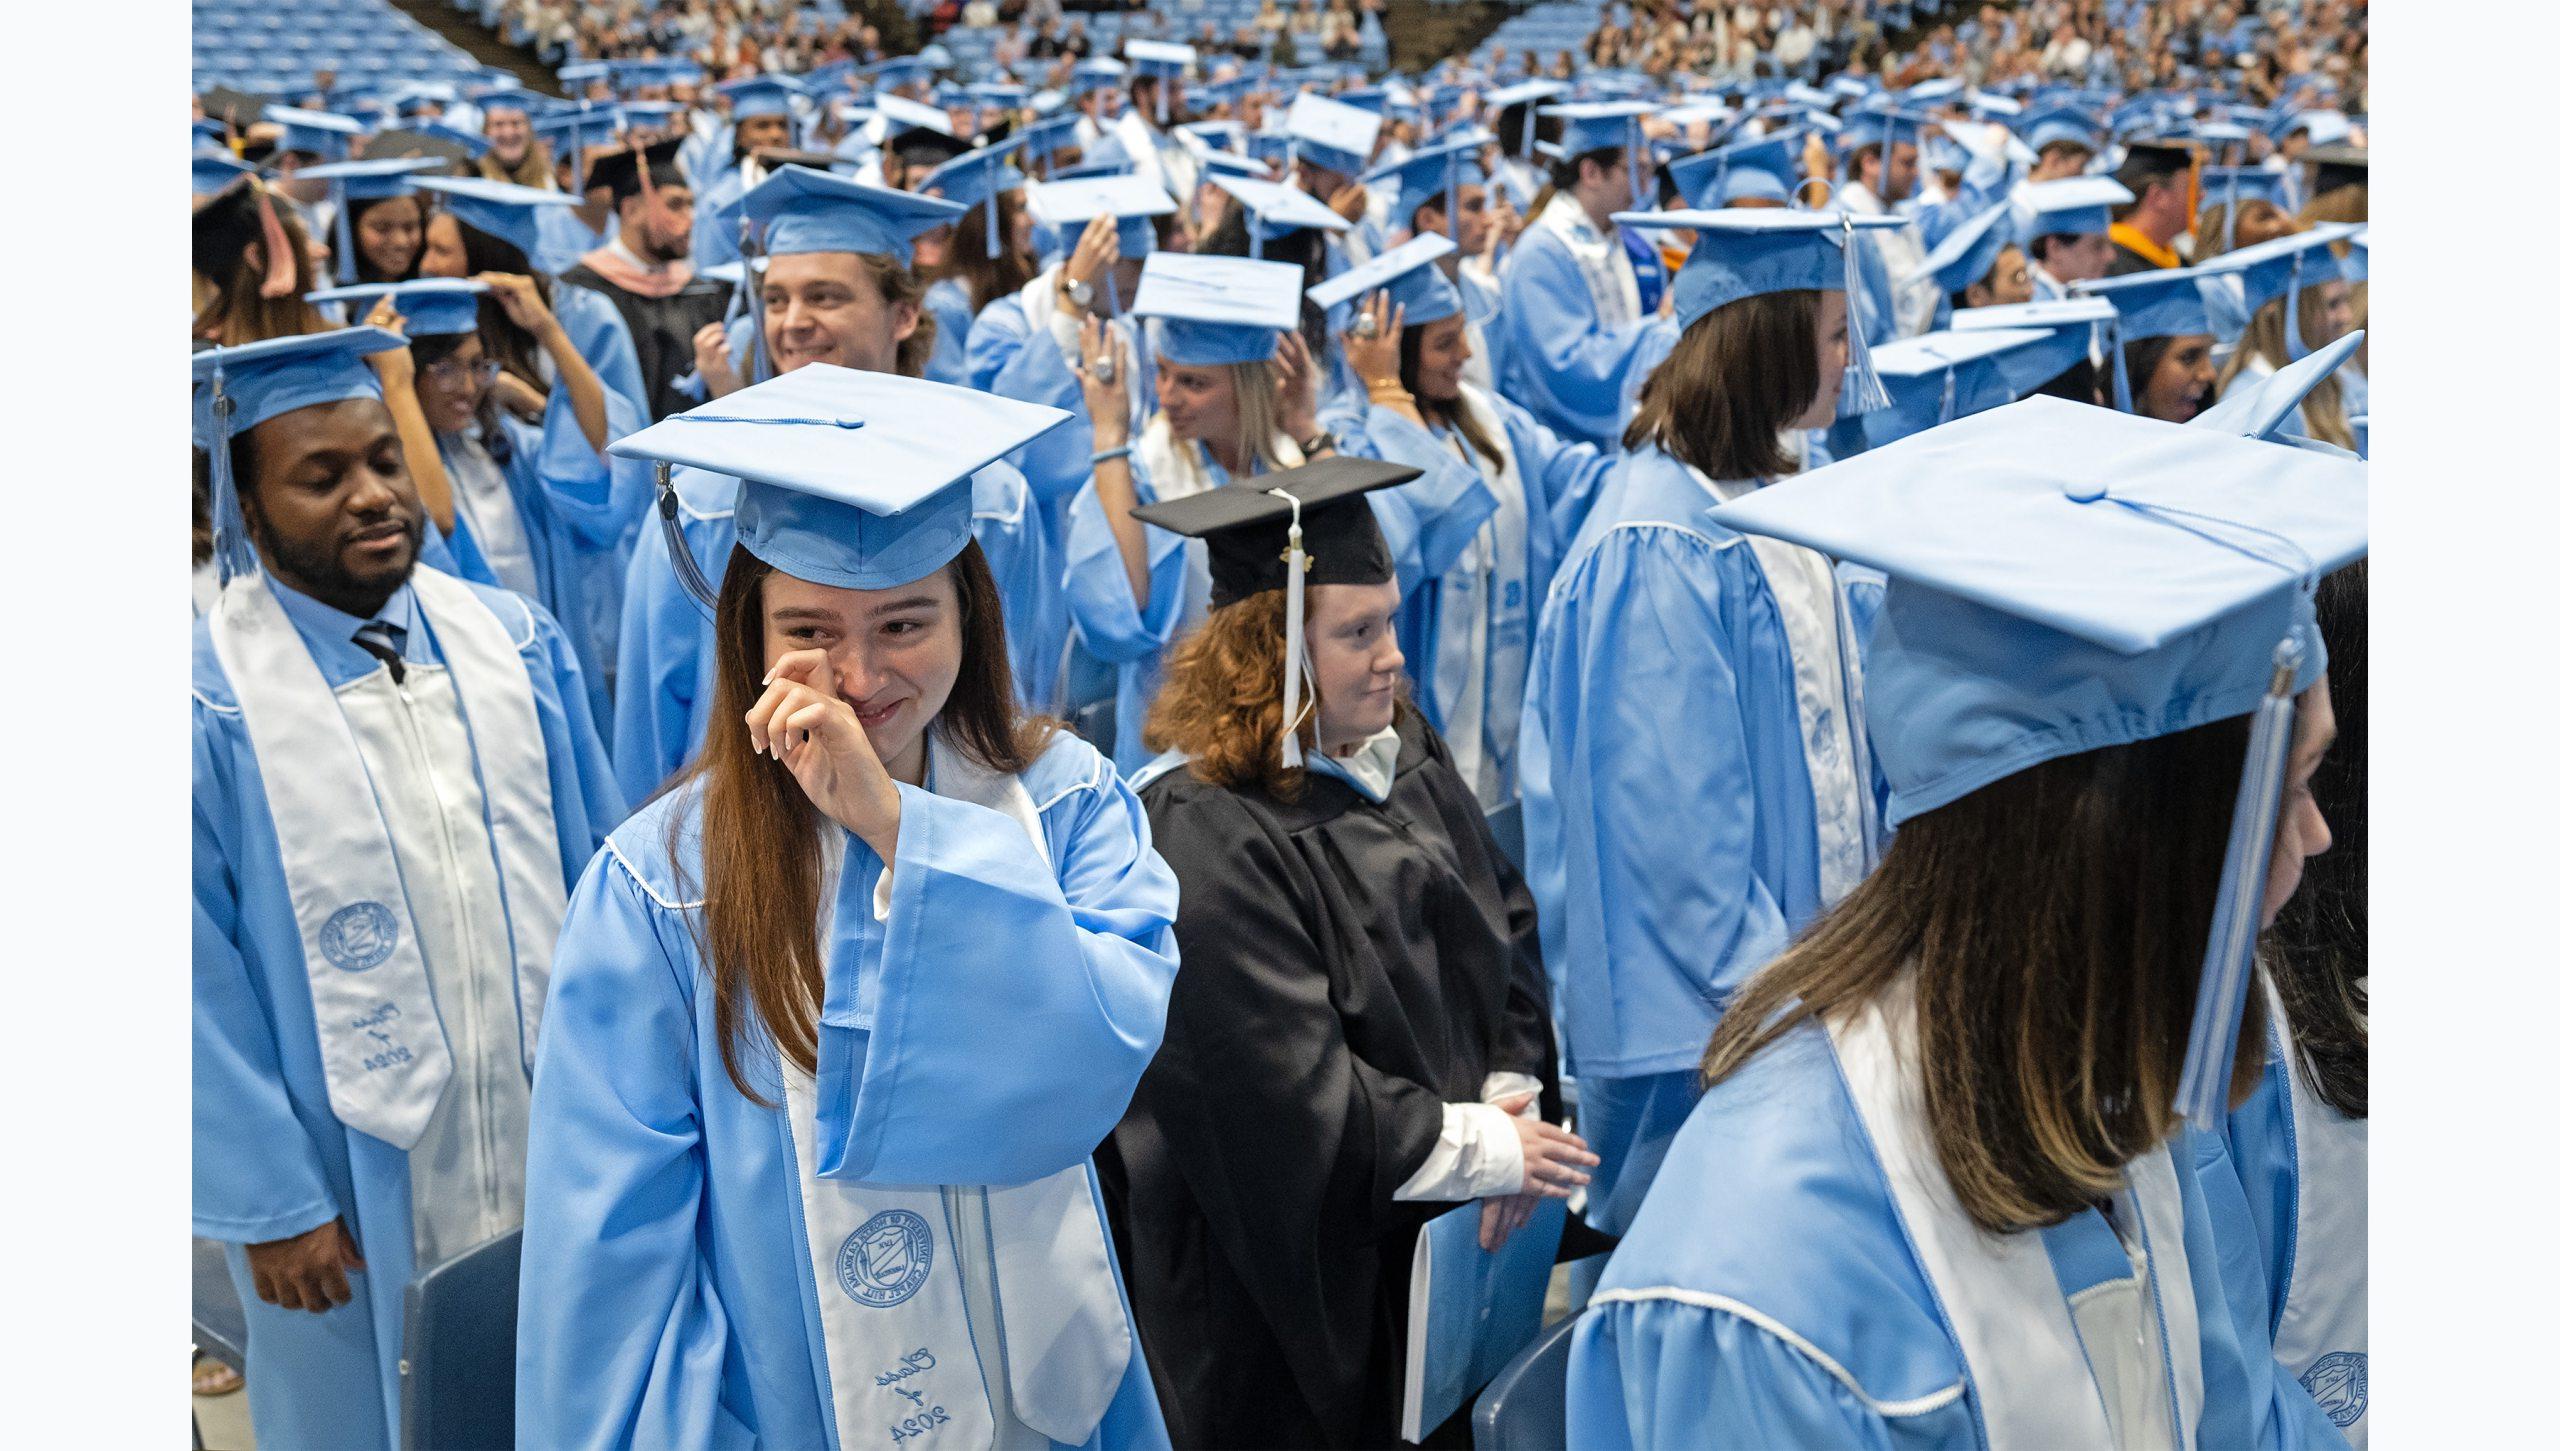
left=1129, top=456, right=1421, bottom=608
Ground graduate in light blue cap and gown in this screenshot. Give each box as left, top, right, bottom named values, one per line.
left=1278, top=91, right=1387, bottom=267
left=193, top=328, right=622, bottom=1451
left=1117, top=40, right=1202, bottom=209
left=1361, top=138, right=1508, bottom=395
left=1570, top=394, right=2363, bottom=1451
left=1063, top=252, right=1337, bottom=770
left=1498, top=101, right=1661, bottom=448
left=292, top=157, right=443, bottom=286
left=309, top=278, right=642, bottom=718
left=964, top=174, right=1174, bottom=545
left=1524, top=208, right=1906, bottom=1272
left=614, top=167, right=1063, bottom=803
left=2202, top=223, right=2366, bottom=455
left=2074, top=266, right=2226, bottom=422
left=520, top=365, right=1179, bottom=1451
left=1312, top=235, right=1611, bottom=806
left=689, top=74, right=810, bottom=271
left=913, top=138, right=1034, bottom=387
left=1830, top=106, right=1939, bottom=339
left=2015, top=174, right=2138, bottom=300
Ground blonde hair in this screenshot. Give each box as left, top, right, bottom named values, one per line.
left=2221, top=294, right=2353, bottom=451
left=1174, top=357, right=1291, bottom=477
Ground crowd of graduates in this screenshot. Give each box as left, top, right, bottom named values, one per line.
left=191, top=2, right=2371, bottom=1446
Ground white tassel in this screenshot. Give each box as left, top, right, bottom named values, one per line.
left=1276, top=489, right=1310, bottom=769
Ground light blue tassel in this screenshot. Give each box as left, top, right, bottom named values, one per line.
left=2172, top=628, right=2306, bottom=1131
left=1836, top=215, right=1895, bottom=418
left=333, top=181, right=356, bottom=285
left=208, top=374, right=260, bottom=584
left=655, top=462, right=720, bottom=618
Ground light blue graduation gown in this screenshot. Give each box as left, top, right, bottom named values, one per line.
left=1568, top=1018, right=2350, bottom=1450
left=692, top=162, right=750, bottom=272
left=534, top=205, right=616, bottom=279
left=924, top=276, right=975, bottom=386
left=1497, top=218, right=1657, bottom=448
left=1335, top=392, right=1612, bottom=799
left=194, top=580, right=622, bottom=1451
left=437, top=401, right=649, bottom=725
left=608, top=461, right=1064, bottom=807
left=963, top=276, right=1160, bottom=552
left=1059, top=450, right=1215, bottom=774
left=515, top=734, right=1178, bottom=1451
left=1521, top=447, right=1882, bottom=1235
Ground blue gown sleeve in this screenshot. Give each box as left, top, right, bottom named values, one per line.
left=810, top=755, right=1180, bottom=1186
left=610, top=521, right=707, bottom=808
left=1521, top=529, right=1796, bottom=1074
left=966, top=295, right=1107, bottom=497
left=521, top=597, right=628, bottom=860
left=1499, top=395, right=1616, bottom=597
left=1353, top=404, right=1499, bottom=589
left=1061, top=456, right=1191, bottom=665
left=516, top=855, right=753, bottom=1451
left=2181, top=1133, right=2351, bottom=1450
left=1568, top=1298, right=1939, bottom=1450
left=192, top=722, right=339, bottom=1244
left=1498, top=233, right=1655, bottom=445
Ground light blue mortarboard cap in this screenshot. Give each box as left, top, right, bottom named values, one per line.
left=1285, top=92, right=1384, bottom=177
left=298, top=158, right=445, bottom=284
left=1053, top=133, right=1137, bottom=180
left=1017, top=112, right=1080, bottom=164
left=1854, top=327, right=2048, bottom=450
left=746, top=166, right=966, bottom=265
left=1363, top=140, right=1488, bottom=235
left=2070, top=267, right=2218, bottom=409
left=411, top=174, right=576, bottom=261
left=1132, top=253, right=1304, bottom=367
left=718, top=76, right=805, bottom=124
left=195, top=153, right=255, bottom=196
left=2012, top=175, right=2135, bottom=240
left=1663, top=132, right=1798, bottom=208
left=1124, top=39, right=1196, bottom=124
left=1212, top=174, right=1351, bottom=258
left=1712, top=394, right=2365, bottom=1129
left=2199, top=163, right=2290, bottom=247
left=1542, top=99, right=1654, bottom=161
left=305, top=278, right=490, bottom=337
left=264, top=106, right=366, bottom=161
left=191, top=326, right=409, bottom=583
left=1949, top=296, right=2113, bottom=394
left=1068, top=57, right=1128, bottom=98
left=1026, top=174, right=1173, bottom=259
left=2022, top=104, right=2105, bottom=153
left=1922, top=202, right=2019, bottom=296
left=1306, top=233, right=1464, bottom=327
left=919, top=139, right=1028, bottom=259
left=2340, top=229, right=2367, bottom=284
left=611, top=365, right=1072, bottom=597
left=2197, top=221, right=2358, bottom=362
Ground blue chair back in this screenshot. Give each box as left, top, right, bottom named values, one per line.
left=1472, top=1312, right=1579, bottom=1451
left=1483, top=799, right=1527, bottom=875
left=399, top=1229, right=522, bottom=1451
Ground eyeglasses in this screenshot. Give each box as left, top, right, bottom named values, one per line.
left=422, top=357, right=502, bottom=387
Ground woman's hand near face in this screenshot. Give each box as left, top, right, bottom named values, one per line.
left=1272, top=331, right=1324, bottom=446
left=1059, top=213, right=1119, bottom=318
left=491, top=368, right=548, bottom=421
left=1077, top=314, right=1133, bottom=444
left=747, top=648, right=904, bottom=861
left=1342, top=293, right=1404, bottom=390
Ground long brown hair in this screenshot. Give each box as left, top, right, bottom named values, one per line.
left=1399, top=323, right=1507, bottom=474
left=2266, top=561, right=2366, bottom=1118
left=755, top=251, right=940, bottom=382
left=926, top=189, right=1038, bottom=314
left=675, top=541, right=1054, bottom=1101
left=1704, top=715, right=2269, bottom=1234
left=1622, top=288, right=1819, bottom=480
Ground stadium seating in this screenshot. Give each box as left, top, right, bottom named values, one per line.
left=194, top=0, right=489, bottom=96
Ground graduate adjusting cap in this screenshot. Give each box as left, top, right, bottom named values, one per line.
left=1211, top=174, right=1351, bottom=257
left=306, top=279, right=490, bottom=337
left=1710, top=394, right=2365, bottom=1128
left=1128, top=455, right=1422, bottom=608
left=1132, top=253, right=1304, bottom=367
left=1306, top=233, right=1463, bottom=327
left=609, top=365, right=1073, bottom=598
left=411, top=174, right=577, bottom=259
left=192, top=327, right=411, bottom=584
left=1026, top=174, right=1174, bottom=258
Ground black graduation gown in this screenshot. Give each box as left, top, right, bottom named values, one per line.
left=558, top=263, right=733, bottom=421
left=1099, top=710, right=1560, bottom=1451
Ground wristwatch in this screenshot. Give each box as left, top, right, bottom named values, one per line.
left=1060, top=276, right=1096, bottom=309
left=1297, top=429, right=1338, bottom=457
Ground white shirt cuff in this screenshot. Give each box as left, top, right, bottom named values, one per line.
left=1045, top=307, right=1084, bottom=362
left=1392, top=1098, right=1531, bottom=1202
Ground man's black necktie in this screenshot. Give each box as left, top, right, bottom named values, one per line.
left=353, top=619, right=408, bottom=686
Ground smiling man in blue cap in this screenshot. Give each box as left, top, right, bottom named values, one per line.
left=193, top=329, right=622, bottom=1451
